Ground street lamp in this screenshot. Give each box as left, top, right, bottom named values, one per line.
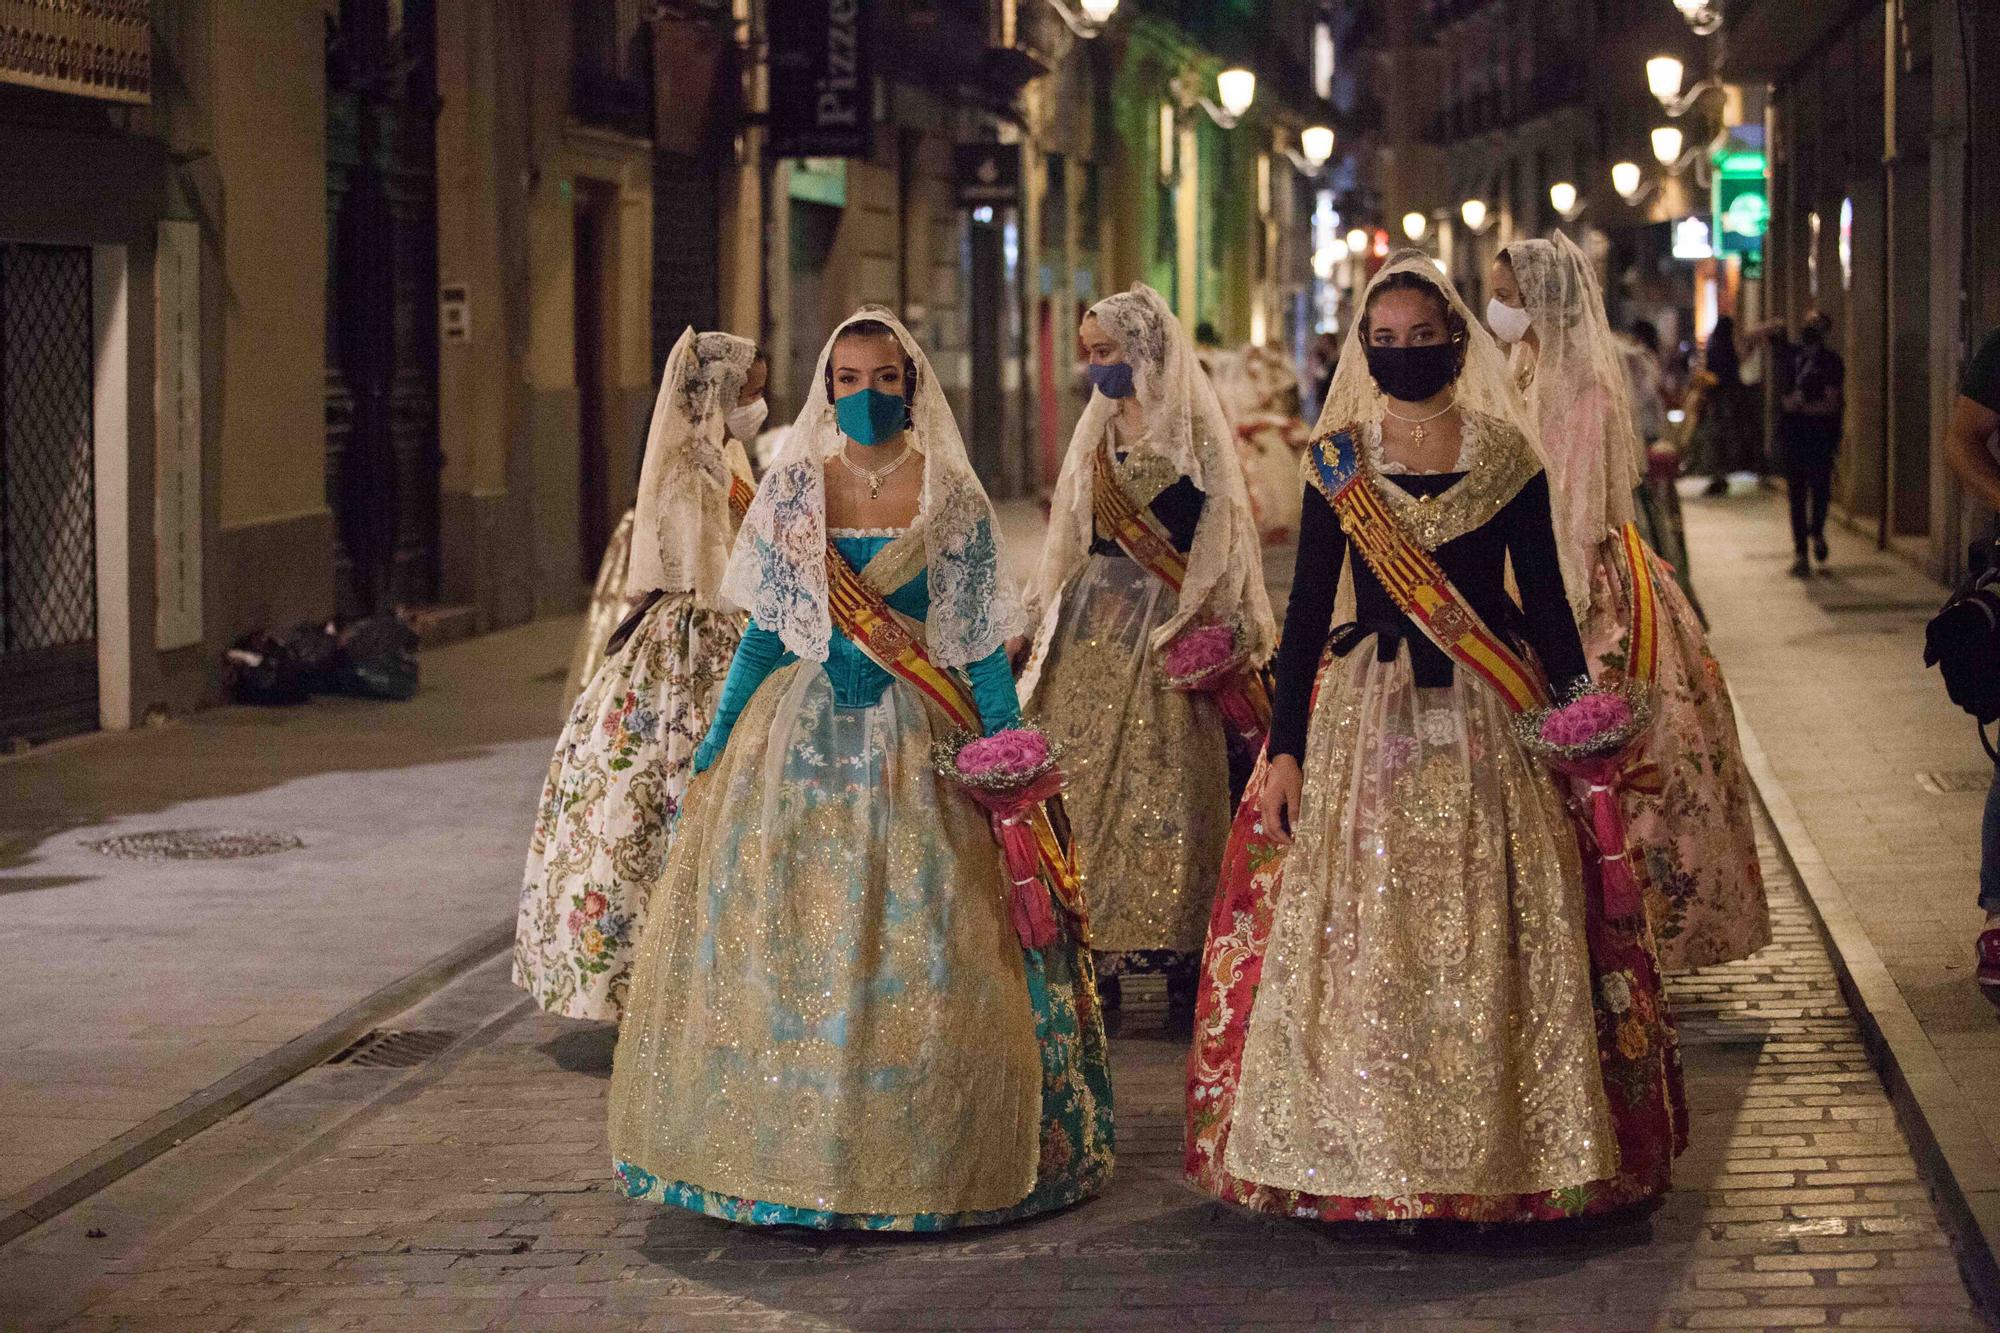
left=1346, top=227, right=1370, bottom=255
left=1284, top=126, right=1337, bottom=175
left=1045, top=0, right=1118, bottom=38
left=1647, top=52, right=1724, bottom=117
left=1611, top=160, right=1645, bottom=201
left=1646, top=55, right=1684, bottom=104
left=1312, top=248, right=1337, bottom=281
left=1672, top=0, right=1723, bottom=35
left=1549, top=181, right=1580, bottom=220
left=1172, top=67, right=1257, bottom=130
left=1651, top=125, right=1685, bottom=166
left=1300, top=125, right=1335, bottom=167
left=1459, top=198, right=1489, bottom=232
left=1217, top=68, right=1258, bottom=120
left=1401, top=211, right=1428, bottom=242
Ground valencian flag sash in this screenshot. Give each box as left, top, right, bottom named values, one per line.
left=728, top=472, right=756, bottom=520
left=1090, top=444, right=1273, bottom=737
left=1310, top=431, right=1550, bottom=713
left=821, top=543, right=1092, bottom=948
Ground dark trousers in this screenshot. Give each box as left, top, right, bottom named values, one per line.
left=1781, top=435, right=1837, bottom=554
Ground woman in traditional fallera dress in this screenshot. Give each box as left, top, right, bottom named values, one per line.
left=1019, top=285, right=1276, bottom=1016
left=515, top=331, right=762, bottom=1021
left=1186, top=253, right=1684, bottom=1223
left=558, top=353, right=770, bottom=708
left=1491, top=235, right=1769, bottom=970
left=608, top=309, right=1112, bottom=1230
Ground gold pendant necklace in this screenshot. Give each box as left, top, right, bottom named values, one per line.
left=1383, top=396, right=1456, bottom=450
left=837, top=441, right=914, bottom=499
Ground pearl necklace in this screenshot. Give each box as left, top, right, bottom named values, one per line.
left=1382, top=395, right=1457, bottom=449
left=837, top=440, right=915, bottom=499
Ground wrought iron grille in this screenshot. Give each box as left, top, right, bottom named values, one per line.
left=0, top=243, right=96, bottom=656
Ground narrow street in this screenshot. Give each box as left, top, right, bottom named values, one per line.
left=4, top=812, right=1978, bottom=1330
left=0, top=491, right=1990, bottom=1331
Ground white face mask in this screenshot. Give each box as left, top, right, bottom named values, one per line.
left=725, top=398, right=769, bottom=442
left=1486, top=296, right=1534, bottom=345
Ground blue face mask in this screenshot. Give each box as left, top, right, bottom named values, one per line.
left=835, top=387, right=909, bottom=445
left=1087, top=361, right=1136, bottom=400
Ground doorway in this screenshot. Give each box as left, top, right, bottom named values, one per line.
left=0, top=242, right=97, bottom=744
left=325, top=0, right=441, bottom=615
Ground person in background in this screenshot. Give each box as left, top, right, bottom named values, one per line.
left=1941, top=326, right=2000, bottom=995
left=1621, top=319, right=1702, bottom=612
left=1017, top=286, right=1275, bottom=1026
left=1751, top=312, right=1846, bottom=576
left=1308, top=329, right=1341, bottom=423
left=516, top=331, right=762, bottom=1022
left=1492, top=235, right=1767, bottom=970
left=562, top=351, right=769, bottom=706
left=1689, top=316, right=1759, bottom=495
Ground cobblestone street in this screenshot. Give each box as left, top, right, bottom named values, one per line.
left=7, top=809, right=1981, bottom=1331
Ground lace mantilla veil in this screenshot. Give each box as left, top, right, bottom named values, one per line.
left=719, top=307, right=1025, bottom=668
left=625, top=329, right=759, bottom=601
left=1312, top=250, right=1575, bottom=589
left=1027, top=283, right=1276, bottom=664
left=1502, top=232, right=1646, bottom=613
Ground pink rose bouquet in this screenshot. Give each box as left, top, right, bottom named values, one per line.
left=1160, top=622, right=1273, bottom=744
left=1161, top=624, right=1243, bottom=691
left=1517, top=683, right=1656, bottom=918
left=935, top=725, right=1071, bottom=950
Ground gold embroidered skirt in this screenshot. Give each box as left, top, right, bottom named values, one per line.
left=1223, top=645, right=1618, bottom=1199
left=1028, top=554, right=1231, bottom=969
left=607, top=662, right=1044, bottom=1218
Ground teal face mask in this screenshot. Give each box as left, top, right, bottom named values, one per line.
left=835, top=387, right=908, bottom=445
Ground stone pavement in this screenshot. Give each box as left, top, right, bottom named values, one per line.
left=0, top=615, right=577, bottom=1220
left=8, top=807, right=1982, bottom=1331
left=1681, top=486, right=2000, bottom=1294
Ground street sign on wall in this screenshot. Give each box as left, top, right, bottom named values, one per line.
left=770, top=0, right=874, bottom=159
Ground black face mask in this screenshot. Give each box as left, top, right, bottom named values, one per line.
left=1365, top=342, right=1461, bottom=404
left=1801, top=325, right=1827, bottom=348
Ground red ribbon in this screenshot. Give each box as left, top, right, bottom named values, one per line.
left=1557, top=751, right=1663, bottom=919
left=963, top=769, right=1067, bottom=950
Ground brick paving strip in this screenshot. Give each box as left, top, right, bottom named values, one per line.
left=0, top=805, right=1980, bottom=1332
left=1682, top=489, right=2000, bottom=1320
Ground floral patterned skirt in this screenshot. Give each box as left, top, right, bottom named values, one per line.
left=1185, top=652, right=1686, bottom=1223
left=514, top=591, right=742, bottom=1021
left=608, top=664, right=1113, bottom=1229
left=1585, top=533, right=1768, bottom=970
left=561, top=507, right=643, bottom=714
left=1027, top=554, right=1231, bottom=977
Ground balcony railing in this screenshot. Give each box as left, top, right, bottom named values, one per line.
left=571, top=0, right=652, bottom=138
left=0, top=0, right=151, bottom=103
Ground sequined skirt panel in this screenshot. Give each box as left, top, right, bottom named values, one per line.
left=1029, top=554, right=1231, bottom=965
left=562, top=507, right=641, bottom=712
left=515, top=592, right=743, bottom=1020
left=1222, top=648, right=1618, bottom=1199
left=607, top=663, right=1046, bottom=1219
left=1584, top=534, right=1769, bottom=970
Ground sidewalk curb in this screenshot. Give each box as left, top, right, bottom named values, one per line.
left=1736, top=710, right=2000, bottom=1318
left=0, top=919, right=513, bottom=1250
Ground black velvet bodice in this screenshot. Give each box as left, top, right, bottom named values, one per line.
left=1267, top=468, right=1587, bottom=762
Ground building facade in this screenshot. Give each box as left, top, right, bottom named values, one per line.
left=0, top=0, right=1325, bottom=745
left=1730, top=0, right=1999, bottom=581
